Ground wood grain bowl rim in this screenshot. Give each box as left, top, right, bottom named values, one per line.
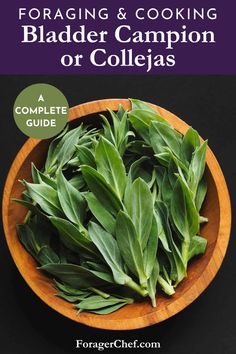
left=2, top=99, right=232, bottom=330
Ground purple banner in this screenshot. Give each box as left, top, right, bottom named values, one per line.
left=0, top=0, right=235, bottom=74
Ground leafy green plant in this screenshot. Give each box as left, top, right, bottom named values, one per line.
left=15, top=99, right=208, bottom=314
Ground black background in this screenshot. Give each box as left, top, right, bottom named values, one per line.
left=0, top=76, right=235, bottom=353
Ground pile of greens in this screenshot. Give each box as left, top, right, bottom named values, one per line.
left=15, top=99, right=208, bottom=314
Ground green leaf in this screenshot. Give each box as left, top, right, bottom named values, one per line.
left=85, top=193, right=116, bottom=235
left=13, top=198, right=46, bottom=218
left=155, top=201, right=186, bottom=284
left=17, top=223, right=41, bottom=257
left=124, top=156, right=149, bottom=206
left=44, top=126, right=69, bottom=174
left=154, top=152, right=171, bottom=167
left=95, top=136, right=126, bottom=199
left=24, top=182, right=63, bottom=217
left=29, top=215, right=53, bottom=242
left=188, top=141, right=207, bottom=196
left=77, top=127, right=99, bottom=147
left=147, top=168, right=157, bottom=189
left=76, top=294, right=133, bottom=313
left=21, top=190, right=32, bottom=201
left=49, top=216, right=98, bottom=258
left=57, top=171, right=86, bottom=225
left=75, top=145, right=96, bottom=168
left=130, top=98, right=158, bottom=113
left=127, top=156, right=149, bottom=183
left=125, top=178, right=153, bottom=250
left=69, top=174, right=86, bottom=190
left=107, top=109, right=120, bottom=141
left=155, top=166, right=166, bottom=200
left=158, top=154, right=188, bottom=207
left=171, top=177, right=199, bottom=241
left=117, top=104, right=126, bottom=119
left=17, top=221, right=58, bottom=266
left=195, top=177, right=207, bottom=211
left=149, top=121, right=182, bottom=158
left=116, top=211, right=147, bottom=287
left=88, top=224, right=147, bottom=296
left=76, top=295, right=128, bottom=310
left=31, top=162, right=41, bottom=184
left=45, top=125, right=98, bottom=175
left=83, top=302, right=127, bottom=314
left=83, top=261, right=111, bottom=274
left=54, top=280, right=92, bottom=296
left=81, top=165, right=123, bottom=216
left=143, top=214, right=158, bottom=279
left=116, top=110, right=131, bottom=156
left=88, top=222, right=129, bottom=285
left=31, top=163, right=57, bottom=189
left=37, top=245, right=60, bottom=265
left=67, top=156, right=80, bottom=168
left=181, top=127, right=200, bottom=163
left=160, top=169, right=174, bottom=207
left=147, top=260, right=159, bottom=307
left=171, top=176, right=199, bottom=266
left=40, top=263, right=114, bottom=288
left=56, top=292, right=89, bottom=303
left=127, top=140, right=153, bottom=157
left=56, top=126, right=88, bottom=172
left=163, top=147, right=189, bottom=173
left=128, top=109, right=168, bottom=143
left=188, top=235, right=207, bottom=261
left=100, top=114, right=116, bottom=147
left=167, top=159, right=180, bottom=189
left=154, top=202, right=171, bottom=252
left=105, top=108, right=132, bottom=157
left=18, top=216, right=52, bottom=252
left=45, top=126, right=80, bottom=174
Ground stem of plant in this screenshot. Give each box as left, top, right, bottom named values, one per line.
left=126, top=278, right=148, bottom=297
left=24, top=210, right=32, bottom=224
left=125, top=297, right=134, bottom=304
left=157, top=275, right=175, bottom=296
left=23, top=201, right=37, bottom=224
left=181, top=240, right=190, bottom=269
left=77, top=222, right=90, bottom=238
left=89, top=287, right=110, bottom=299
left=150, top=295, right=157, bottom=308
left=199, top=216, right=208, bottom=223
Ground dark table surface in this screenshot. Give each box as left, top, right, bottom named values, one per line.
left=0, top=75, right=235, bottom=354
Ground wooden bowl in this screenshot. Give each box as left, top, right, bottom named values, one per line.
left=2, top=99, right=231, bottom=330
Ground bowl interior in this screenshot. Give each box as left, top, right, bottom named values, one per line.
left=3, top=103, right=226, bottom=330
